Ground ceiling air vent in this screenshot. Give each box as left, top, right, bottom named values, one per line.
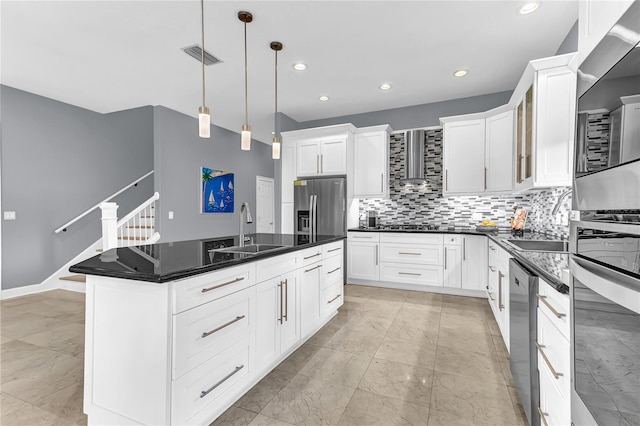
left=181, top=44, right=222, bottom=66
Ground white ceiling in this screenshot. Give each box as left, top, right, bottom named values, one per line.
left=1, top=1, right=579, bottom=144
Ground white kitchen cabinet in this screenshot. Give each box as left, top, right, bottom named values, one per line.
left=296, top=136, right=348, bottom=177
left=461, top=235, right=488, bottom=292
left=441, top=107, right=513, bottom=195
left=353, top=125, right=391, bottom=198
left=299, top=260, right=321, bottom=338
left=443, top=242, right=462, bottom=288
left=255, top=269, right=299, bottom=372
left=442, top=119, right=486, bottom=194
left=513, top=54, right=576, bottom=191
left=487, top=241, right=511, bottom=349
left=577, top=0, right=636, bottom=67
left=485, top=110, right=514, bottom=192
left=347, top=232, right=379, bottom=281
left=297, top=139, right=321, bottom=176
left=380, top=233, right=444, bottom=288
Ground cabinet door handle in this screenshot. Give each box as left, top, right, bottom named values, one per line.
left=444, top=247, right=447, bottom=270
left=380, top=173, right=384, bottom=192
left=536, top=294, right=566, bottom=318
left=518, top=155, right=523, bottom=183
left=320, top=154, right=323, bottom=173
left=484, top=167, right=487, bottom=190
left=278, top=281, right=283, bottom=324
left=498, top=271, right=504, bottom=311
left=537, top=407, right=550, bottom=426
left=304, top=264, right=322, bottom=273
left=445, top=170, right=448, bottom=191
left=536, top=342, right=563, bottom=379
left=328, top=294, right=341, bottom=304
left=462, top=238, right=466, bottom=261
left=399, top=252, right=421, bottom=255
left=328, top=247, right=341, bottom=252
left=201, top=277, right=245, bottom=293
left=201, top=315, right=245, bottom=339
left=304, top=252, right=321, bottom=260
left=328, top=267, right=341, bottom=274
left=375, top=245, right=379, bottom=266
left=283, top=278, right=288, bottom=322
left=399, top=272, right=421, bottom=276
left=317, top=154, right=320, bottom=174
left=200, top=365, right=244, bottom=398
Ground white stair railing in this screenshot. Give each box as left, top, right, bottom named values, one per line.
left=100, top=192, right=160, bottom=251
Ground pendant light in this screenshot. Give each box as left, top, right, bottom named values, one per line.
left=198, top=0, right=210, bottom=138
left=238, top=11, right=253, bottom=150
left=271, top=41, right=283, bottom=160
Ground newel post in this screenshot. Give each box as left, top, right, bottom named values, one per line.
left=100, top=202, right=119, bottom=251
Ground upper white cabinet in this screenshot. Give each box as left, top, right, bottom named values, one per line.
left=441, top=107, right=513, bottom=196
left=353, top=125, right=391, bottom=199
left=442, top=119, right=486, bottom=194
left=296, top=135, right=348, bottom=177
left=513, top=54, right=577, bottom=191
left=577, top=0, right=636, bottom=67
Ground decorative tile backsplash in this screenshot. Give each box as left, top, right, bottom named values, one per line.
left=585, top=112, right=610, bottom=171
left=358, top=130, right=571, bottom=239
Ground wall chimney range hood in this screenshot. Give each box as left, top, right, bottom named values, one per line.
left=402, top=129, right=427, bottom=184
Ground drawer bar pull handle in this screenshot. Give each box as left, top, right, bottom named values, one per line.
left=538, top=407, right=549, bottom=426
left=202, top=315, right=245, bottom=338
left=201, top=277, right=245, bottom=293
left=200, top=365, right=244, bottom=398
left=536, top=294, right=566, bottom=318
left=399, top=272, right=421, bottom=276
left=327, top=294, right=341, bottom=304
left=305, top=264, right=322, bottom=273
left=536, top=342, right=563, bottom=379
left=399, top=252, right=421, bottom=255
left=328, top=267, right=342, bottom=274
left=327, top=247, right=341, bottom=252
left=304, top=252, right=321, bottom=260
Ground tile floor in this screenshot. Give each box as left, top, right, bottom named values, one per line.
left=0, top=285, right=527, bottom=426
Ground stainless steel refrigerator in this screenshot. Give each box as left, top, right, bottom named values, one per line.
left=293, top=176, right=347, bottom=238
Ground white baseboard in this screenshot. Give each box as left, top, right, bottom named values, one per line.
left=1, top=282, right=47, bottom=299
left=347, top=279, right=486, bottom=298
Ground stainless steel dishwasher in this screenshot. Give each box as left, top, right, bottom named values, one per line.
left=509, top=258, right=540, bottom=426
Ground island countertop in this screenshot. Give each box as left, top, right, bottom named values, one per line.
left=69, top=233, right=345, bottom=283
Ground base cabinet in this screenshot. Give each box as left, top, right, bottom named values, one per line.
left=347, top=232, right=380, bottom=281
left=83, top=240, right=344, bottom=426
left=461, top=235, right=488, bottom=291
left=487, top=242, right=511, bottom=350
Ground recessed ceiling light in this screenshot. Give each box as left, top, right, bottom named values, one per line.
left=379, top=83, right=392, bottom=90
left=453, top=69, right=468, bottom=77
left=319, top=96, right=329, bottom=101
left=519, top=1, right=540, bottom=14
left=293, top=63, right=307, bottom=71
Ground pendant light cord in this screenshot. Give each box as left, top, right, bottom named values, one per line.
left=201, top=0, right=206, bottom=108
left=244, top=21, right=249, bottom=126
left=274, top=48, right=278, bottom=131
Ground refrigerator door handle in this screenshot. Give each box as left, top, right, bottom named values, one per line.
left=311, top=195, right=317, bottom=238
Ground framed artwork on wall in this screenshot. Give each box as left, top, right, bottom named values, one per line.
left=201, top=167, right=234, bottom=213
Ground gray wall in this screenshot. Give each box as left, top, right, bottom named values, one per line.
left=556, top=20, right=579, bottom=55
left=153, top=106, right=275, bottom=242
left=1, top=85, right=154, bottom=290
left=285, top=91, right=513, bottom=132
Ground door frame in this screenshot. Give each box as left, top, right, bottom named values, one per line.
left=256, top=176, right=275, bottom=234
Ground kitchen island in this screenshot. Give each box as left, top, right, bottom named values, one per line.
left=70, top=233, right=345, bottom=426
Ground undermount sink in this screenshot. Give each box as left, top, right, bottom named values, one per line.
left=507, top=239, right=569, bottom=252
left=211, top=244, right=286, bottom=255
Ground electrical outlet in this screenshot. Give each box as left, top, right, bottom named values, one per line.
left=168, top=211, right=174, bottom=220
left=3, top=211, right=16, bottom=220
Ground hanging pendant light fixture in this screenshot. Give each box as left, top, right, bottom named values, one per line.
left=271, top=41, right=283, bottom=160
left=238, top=11, right=253, bottom=151
left=198, top=0, right=210, bottom=138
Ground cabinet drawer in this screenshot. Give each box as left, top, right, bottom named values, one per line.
left=298, top=246, right=323, bottom=267
left=321, top=281, right=343, bottom=317
left=444, top=235, right=462, bottom=245
left=171, top=338, right=251, bottom=425
left=321, top=255, right=343, bottom=289
left=380, top=263, right=443, bottom=287
left=173, top=286, right=254, bottom=379
left=173, top=264, right=256, bottom=313
left=537, top=307, right=570, bottom=399
left=537, top=279, right=570, bottom=340
left=380, top=233, right=444, bottom=245
left=539, top=351, right=571, bottom=426
left=322, top=241, right=343, bottom=258
left=256, top=253, right=298, bottom=282
left=347, top=232, right=379, bottom=242
left=381, top=243, right=442, bottom=265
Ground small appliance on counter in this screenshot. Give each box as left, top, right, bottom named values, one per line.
left=367, top=210, right=378, bottom=229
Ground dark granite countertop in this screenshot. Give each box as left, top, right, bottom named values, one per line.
left=69, top=233, right=345, bottom=283
left=348, top=227, right=570, bottom=294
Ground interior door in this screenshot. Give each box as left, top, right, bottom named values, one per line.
left=256, top=176, right=275, bottom=233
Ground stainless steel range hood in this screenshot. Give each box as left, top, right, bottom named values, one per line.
left=402, top=129, right=426, bottom=184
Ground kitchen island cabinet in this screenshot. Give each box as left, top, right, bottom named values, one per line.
left=70, top=234, right=344, bottom=426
